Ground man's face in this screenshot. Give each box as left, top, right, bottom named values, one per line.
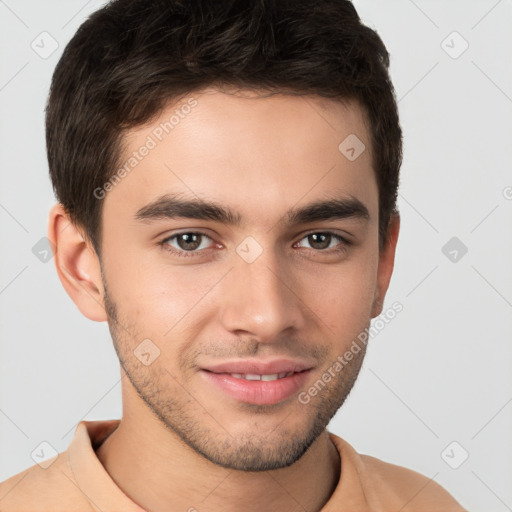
left=100, top=88, right=383, bottom=471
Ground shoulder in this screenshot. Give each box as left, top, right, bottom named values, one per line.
left=329, top=433, right=467, bottom=511
left=0, top=450, right=92, bottom=512
left=360, top=453, right=467, bottom=511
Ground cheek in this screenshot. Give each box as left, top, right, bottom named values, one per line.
left=107, top=254, right=219, bottom=335
left=301, top=247, right=379, bottom=335
left=103, top=224, right=379, bottom=343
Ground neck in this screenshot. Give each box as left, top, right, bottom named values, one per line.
left=96, top=412, right=341, bottom=512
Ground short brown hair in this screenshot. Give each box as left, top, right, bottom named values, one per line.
left=46, top=0, right=402, bottom=253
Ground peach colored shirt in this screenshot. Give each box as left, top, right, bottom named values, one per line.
left=0, top=420, right=466, bottom=511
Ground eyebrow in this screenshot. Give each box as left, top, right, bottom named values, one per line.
left=134, top=193, right=370, bottom=227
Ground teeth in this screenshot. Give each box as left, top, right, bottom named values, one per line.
left=261, top=374, right=279, bottom=381
left=228, top=372, right=294, bottom=381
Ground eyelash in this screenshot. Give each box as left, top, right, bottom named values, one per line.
left=159, top=231, right=352, bottom=259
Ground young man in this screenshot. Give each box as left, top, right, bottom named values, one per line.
left=0, top=0, right=466, bottom=510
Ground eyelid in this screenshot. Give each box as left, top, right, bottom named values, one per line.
left=294, top=231, right=352, bottom=250
left=162, top=229, right=214, bottom=241
left=160, top=230, right=217, bottom=257
left=298, top=228, right=353, bottom=242
left=159, top=229, right=352, bottom=258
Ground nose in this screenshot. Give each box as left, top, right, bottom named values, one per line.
left=217, top=247, right=306, bottom=343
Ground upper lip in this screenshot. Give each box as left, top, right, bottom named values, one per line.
left=201, top=359, right=314, bottom=375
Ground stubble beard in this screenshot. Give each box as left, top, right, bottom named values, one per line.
left=102, top=279, right=367, bottom=472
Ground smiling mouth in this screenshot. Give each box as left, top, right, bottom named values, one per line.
left=217, top=371, right=295, bottom=381
left=201, top=368, right=312, bottom=405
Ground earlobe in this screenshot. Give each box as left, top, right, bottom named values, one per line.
left=48, top=204, right=107, bottom=322
left=371, top=213, right=400, bottom=318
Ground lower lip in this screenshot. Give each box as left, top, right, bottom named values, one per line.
left=201, top=370, right=311, bottom=405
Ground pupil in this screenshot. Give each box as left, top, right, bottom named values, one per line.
left=179, top=233, right=201, bottom=250
left=309, top=233, right=330, bottom=250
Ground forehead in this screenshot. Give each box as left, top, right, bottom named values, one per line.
left=102, top=87, right=377, bottom=228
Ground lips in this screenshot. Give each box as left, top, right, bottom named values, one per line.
left=202, top=359, right=312, bottom=376
left=200, top=359, right=314, bottom=405
left=228, top=372, right=294, bottom=381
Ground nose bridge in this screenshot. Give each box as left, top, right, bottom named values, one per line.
left=218, top=240, right=304, bottom=341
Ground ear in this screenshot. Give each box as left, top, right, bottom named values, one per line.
left=371, top=213, right=400, bottom=318
left=48, top=204, right=107, bottom=322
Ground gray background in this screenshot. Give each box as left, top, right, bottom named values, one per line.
left=1, top=1, right=511, bottom=510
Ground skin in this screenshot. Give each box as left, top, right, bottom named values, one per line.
left=49, top=87, right=400, bottom=512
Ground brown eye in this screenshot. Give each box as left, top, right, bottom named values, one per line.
left=296, top=232, right=348, bottom=252
left=306, top=233, right=332, bottom=250
left=162, top=232, right=214, bottom=256
left=175, top=233, right=203, bottom=251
